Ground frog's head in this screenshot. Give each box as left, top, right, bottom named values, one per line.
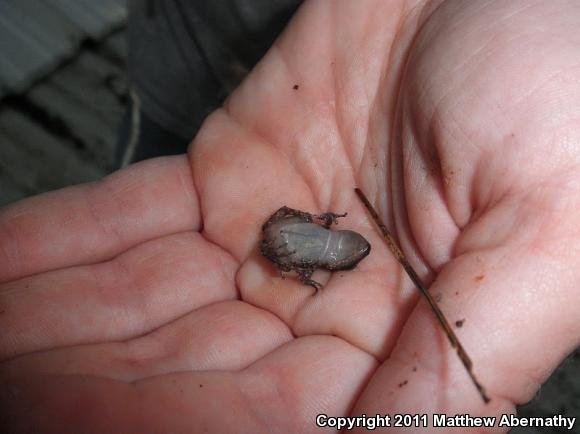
left=329, top=230, right=371, bottom=270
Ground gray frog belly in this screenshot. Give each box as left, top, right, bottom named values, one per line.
left=262, top=219, right=331, bottom=270
left=260, top=206, right=371, bottom=291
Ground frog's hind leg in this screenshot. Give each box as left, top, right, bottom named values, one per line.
left=278, top=206, right=315, bottom=222
left=274, top=263, right=293, bottom=279
left=297, top=268, right=322, bottom=293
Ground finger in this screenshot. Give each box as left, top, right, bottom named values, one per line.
left=1, top=336, right=378, bottom=433
left=235, top=336, right=378, bottom=431
left=3, top=301, right=293, bottom=380
left=0, top=155, right=199, bottom=283
left=0, top=232, right=237, bottom=361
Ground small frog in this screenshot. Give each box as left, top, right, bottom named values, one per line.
left=260, top=206, right=371, bottom=291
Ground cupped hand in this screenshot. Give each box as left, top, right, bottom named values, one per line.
left=3, top=1, right=580, bottom=432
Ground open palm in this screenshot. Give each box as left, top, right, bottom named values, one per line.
left=3, top=1, right=580, bottom=432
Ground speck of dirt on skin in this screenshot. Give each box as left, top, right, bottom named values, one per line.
left=475, top=274, right=485, bottom=281
left=398, top=380, right=409, bottom=388
left=434, top=293, right=443, bottom=303
left=455, top=319, right=465, bottom=328
left=293, top=84, right=299, bottom=90
left=443, top=166, right=455, bottom=186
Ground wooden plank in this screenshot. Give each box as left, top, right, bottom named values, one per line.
left=50, top=51, right=127, bottom=129
left=0, top=10, right=52, bottom=93
left=0, top=0, right=84, bottom=96
left=100, top=30, right=128, bottom=64
left=44, top=0, right=127, bottom=39
left=0, top=108, right=105, bottom=192
left=0, top=130, right=39, bottom=192
left=27, top=80, right=117, bottom=170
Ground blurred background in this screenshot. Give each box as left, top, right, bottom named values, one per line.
left=0, top=1, right=577, bottom=431
left=0, top=0, right=127, bottom=206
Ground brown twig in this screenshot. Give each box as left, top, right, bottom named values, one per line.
left=354, top=187, right=490, bottom=404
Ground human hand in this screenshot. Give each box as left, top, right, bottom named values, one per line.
left=3, top=1, right=580, bottom=432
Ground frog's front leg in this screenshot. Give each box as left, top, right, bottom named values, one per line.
left=315, top=212, right=347, bottom=229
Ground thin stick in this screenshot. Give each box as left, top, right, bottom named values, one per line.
left=354, top=188, right=490, bottom=404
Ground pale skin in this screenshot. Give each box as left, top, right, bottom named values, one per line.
left=2, top=0, right=580, bottom=432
